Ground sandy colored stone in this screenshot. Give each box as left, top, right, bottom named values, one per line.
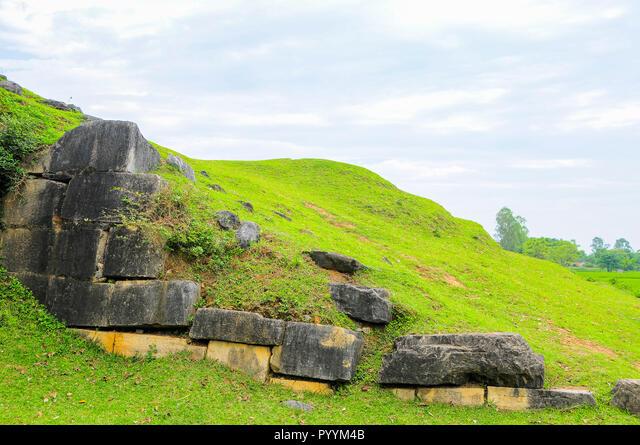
left=389, top=387, right=416, bottom=402
left=112, top=332, right=206, bottom=360
left=206, top=340, right=272, bottom=382
left=270, top=377, right=333, bottom=395
left=487, top=386, right=595, bottom=410
left=417, top=386, right=485, bottom=407
left=71, top=329, right=116, bottom=352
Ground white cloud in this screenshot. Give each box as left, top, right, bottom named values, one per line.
left=511, top=159, right=593, bottom=169
left=561, top=102, right=640, bottom=130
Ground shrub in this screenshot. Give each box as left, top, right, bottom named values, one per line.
left=0, top=114, right=41, bottom=197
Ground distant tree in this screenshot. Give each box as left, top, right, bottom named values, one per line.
left=614, top=238, right=633, bottom=253
left=495, top=207, right=529, bottom=253
left=591, top=237, right=608, bottom=254
left=595, top=249, right=624, bottom=272
left=523, top=237, right=581, bottom=266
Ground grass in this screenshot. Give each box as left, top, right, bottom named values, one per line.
left=1, top=84, right=639, bottom=424
left=574, top=270, right=640, bottom=298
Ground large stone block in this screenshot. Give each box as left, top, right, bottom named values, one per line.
left=71, top=328, right=116, bottom=352
left=47, top=120, right=160, bottom=178
left=46, top=277, right=113, bottom=327
left=379, top=333, right=545, bottom=389
left=108, top=280, right=199, bottom=328
left=487, top=386, right=595, bottom=410
left=2, top=179, right=66, bottom=228
left=389, top=387, right=416, bottom=402
left=611, top=379, right=640, bottom=416
left=12, top=272, right=50, bottom=305
left=103, top=226, right=165, bottom=279
left=112, top=332, right=206, bottom=360
left=61, top=172, right=165, bottom=223
left=270, top=322, right=364, bottom=382
left=189, top=308, right=285, bottom=345
left=206, top=340, right=272, bottom=382
left=417, top=386, right=485, bottom=407
left=270, top=376, right=333, bottom=395
left=49, top=226, right=104, bottom=280
left=329, top=283, right=393, bottom=324
left=308, top=251, right=365, bottom=274
left=0, top=228, right=52, bottom=274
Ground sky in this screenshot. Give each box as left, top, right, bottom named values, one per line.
left=1, top=0, right=638, bottom=251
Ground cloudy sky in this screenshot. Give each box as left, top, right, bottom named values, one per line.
left=1, top=0, right=638, bottom=250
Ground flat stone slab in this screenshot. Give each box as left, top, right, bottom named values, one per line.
left=112, top=332, right=206, bottom=360
left=189, top=308, right=285, bottom=345
left=329, top=283, right=392, bottom=324
left=611, top=379, right=640, bottom=416
left=47, top=120, right=160, bottom=178
left=379, top=333, right=545, bottom=389
left=72, top=329, right=117, bottom=352
left=103, top=226, right=165, bottom=279
left=61, top=172, right=165, bottom=223
left=2, top=179, right=66, bottom=228
left=270, top=376, right=333, bottom=395
left=0, top=228, right=52, bottom=274
left=308, top=251, right=365, bottom=274
left=206, top=340, right=271, bottom=382
left=270, top=322, right=364, bottom=382
left=487, top=386, right=595, bottom=410
left=417, top=386, right=485, bottom=407
left=49, top=226, right=103, bottom=280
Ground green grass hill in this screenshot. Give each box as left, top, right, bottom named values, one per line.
left=1, top=84, right=639, bottom=424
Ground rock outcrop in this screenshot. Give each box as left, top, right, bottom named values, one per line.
left=167, top=154, right=195, bottom=182
left=379, top=333, right=545, bottom=388
left=236, top=221, right=260, bottom=248
left=308, top=251, right=365, bottom=274
left=0, top=79, right=22, bottom=95
left=215, top=211, right=241, bottom=231
left=42, top=99, right=82, bottom=113
left=611, top=379, right=640, bottom=416
left=329, top=283, right=393, bottom=324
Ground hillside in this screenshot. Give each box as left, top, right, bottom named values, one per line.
left=1, top=83, right=639, bottom=424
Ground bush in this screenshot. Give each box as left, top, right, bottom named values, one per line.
left=0, top=114, right=41, bottom=197
left=166, top=221, right=239, bottom=272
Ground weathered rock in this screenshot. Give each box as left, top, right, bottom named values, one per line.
left=270, top=322, right=364, bottom=382
left=206, top=340, right=271, bottom=382
left=329, top=283, right=392, bottom=324
left=43, top=99, right=81, bottom=113
left=487, top=386, right=595, bottom=410
left=46, top=277, right=113, bottom=327
left=283, top=400, right=314, bottom=412
left=208, top=184, right=225, bottom=193
left=103, top=226, right=165, bottom=279
left=379, top=333, right=545, bottom=389
left=189, top=308, right=285, bottom=345
left=611, top=379, right=640, bottom=416
left=12, top=272, right=49, bottom=305
left=239, top=201, right=254, bottom=212
left=167, top=154, right=195, bottom=182
left=200, top=170, right=209, bottom=178
left=274, top=211, right=291, bottom=221
left=49, top=226, right=103, bottom=279
left=0, top=80, right=22, bottom=95
left=308, top=251, right=365, bottom=274
left=270, top=377, right=333, bottom=395
left=236, top=221, right=260, bottom=248
left=1, top=179, right=66, bottom=228
left=389, top=387, right=416, bottom=402
left=215, top=211, right=241, bottom=231
left=61, top=172, right=165, bottom=223
left=417, top=386, right=486, bottom=407
left=109, top=280, right=199, bottom=328
left=0, top=228, right=52, bottom=274
left=47, top=120, right=160, bottom=178
left=112, top=332, right=206, bottom=360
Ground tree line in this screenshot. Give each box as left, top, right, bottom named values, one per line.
left=494, top=207, right=639, bottom=271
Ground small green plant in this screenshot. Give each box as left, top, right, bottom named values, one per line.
left=0, top=114, right=42, bottom=197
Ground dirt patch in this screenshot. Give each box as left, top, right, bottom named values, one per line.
left=326, top=270, right=353, bottom=284
left=415, top=265, right=466, bottom=288
left=304, top=202, right=356, bottom=230
left=552, top=326, right=618, bottom=358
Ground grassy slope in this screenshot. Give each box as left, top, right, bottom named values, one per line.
left=1, top=86, right=639, bottom=424
left=574, top=270, right=640, bottom=298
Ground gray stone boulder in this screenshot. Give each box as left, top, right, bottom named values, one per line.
left=208, top=184, right=225, bottom=193
left=47, top=277, right=113, bottom=327
left=47, top=120, right=160, bottom=179
left=0, top=228, right=52, bottom=274
left=239, top=201, right=254, bottom=212
left=283, top=400, right=313, bottom=412
left=43, top=99, right=82, bottom=113
left=270, top=322, right=364, bottom=382
left=611, top=379, right=640, bottom=416
left=308, top=251, right=365, bottom=274
left=329, top=283, right=393, bottom=324
left=236, top=221, right=260, bottom=248
left=190, top=308, right=285, bottom=345
left=61, top=172, right=165, bottom=223
left=103, top=226, right=165, bottom=279
left=109, top=280, right=199, bottom=328
left=379, top=333, right=545, bottom=389
left=167, top=154, right=195, bottom=182
left=215, top=211, right=241, bottom=231
left=0, top=80, right=22, bottom=95
left=49, top=226, right=103, bottom=279
left=2, top=179, right=66, bottom=228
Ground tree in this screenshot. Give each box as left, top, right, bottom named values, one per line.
left=495, top=207, right=529, bottom=253
left=614, top=238, right=633, bottom=253
left=595, top=249, right=624, bottom=272
left=591, top=237, right=607, bottom=254
left=522, top=237, right=581, bottom=266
